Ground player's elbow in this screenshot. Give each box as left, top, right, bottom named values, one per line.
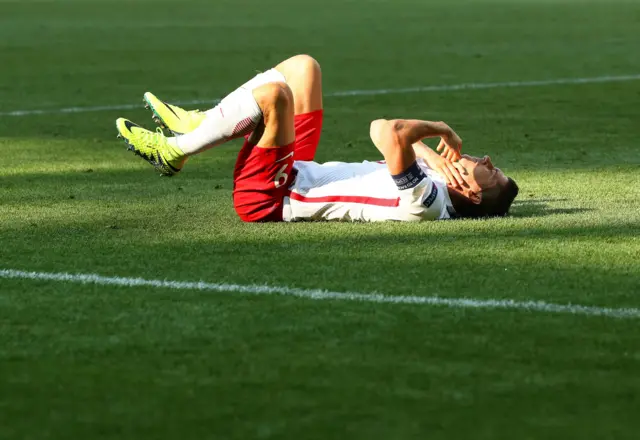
left=369, top=119, right=387, bottom=140
left=386, top=119, right=409, bottom=136
left=370, top=119, right=404, bottom=144
left=370, top=118, right=403, bottom=131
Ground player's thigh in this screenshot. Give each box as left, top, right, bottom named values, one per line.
left=233, top=141, right=295, bottom=222
left=275, top=54, right=323, bottom=115
left=249, top=82, right=296, bottom=148
left=291, top=110, right=323, bottom=162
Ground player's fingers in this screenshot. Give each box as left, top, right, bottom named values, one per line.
left=453, top=161, right=468, bottom=175
left=441, top=168, right=454, bottom=187
left=448, top=164, right=465, bottom=187
left=442, top=167, right=460, bottom=189
left=436, top=139, right=445, bottom=152
left=446, top=149, right=456, bottom=161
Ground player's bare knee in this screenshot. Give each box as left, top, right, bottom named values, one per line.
left=253, top=82, right=293, bottom=113
left=279, top=54, right=321, bottom=79
left=294, top=54, right=321, bottom=79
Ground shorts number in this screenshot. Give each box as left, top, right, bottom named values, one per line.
left=274, top=164, right=289, bottom=188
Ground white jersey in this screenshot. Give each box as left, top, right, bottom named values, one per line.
left=282, top=159, right=455, bottom=222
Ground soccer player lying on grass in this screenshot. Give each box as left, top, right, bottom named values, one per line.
left=115, top=54, right=518, bottom=222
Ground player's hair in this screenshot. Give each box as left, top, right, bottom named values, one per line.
left=455, top=177, right=519, bottom=219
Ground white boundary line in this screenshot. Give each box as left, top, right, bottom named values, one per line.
left=2, top=74, right=640, bottom=117
left=1, top=268, right=638, bottom=319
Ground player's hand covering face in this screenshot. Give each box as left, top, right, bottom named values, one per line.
left=429, top=127, right=464, bottom=188
left=436, top=131, right=463, bottom=162
left=427, top=153, right=468, bottom=189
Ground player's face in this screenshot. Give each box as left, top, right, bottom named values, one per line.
left=458, top=155, right=509, bottom=192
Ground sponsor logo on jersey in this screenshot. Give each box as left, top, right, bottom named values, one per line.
left=423, top=183, right=438, bottom=208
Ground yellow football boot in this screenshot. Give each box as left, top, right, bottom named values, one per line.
left=143, top=92, right=205, bottom=135
left=116, top=118, right=187, bottom=176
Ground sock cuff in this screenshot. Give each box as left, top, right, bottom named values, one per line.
left=263, top=68, right=287, bottom=84
left=240, top=68, right=287, bottom=91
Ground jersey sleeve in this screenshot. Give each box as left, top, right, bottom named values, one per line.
left=391, top=162, right=442, bottom=221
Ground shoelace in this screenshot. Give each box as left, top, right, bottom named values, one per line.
left=141, top=127, right=184, bottom=163
left=134, top=127, right=166, bottom=148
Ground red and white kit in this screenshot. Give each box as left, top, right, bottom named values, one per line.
left=283, top=159, right=454, bottom=222
left=232, top=109, right=454, bottom=222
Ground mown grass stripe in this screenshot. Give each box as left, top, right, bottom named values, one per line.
left=1, top=268, right=638, bottom=319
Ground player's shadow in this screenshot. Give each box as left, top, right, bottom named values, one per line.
left=510, top=199, right=592, bottom=218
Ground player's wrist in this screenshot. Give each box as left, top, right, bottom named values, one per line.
left=439, top=122, right=453, bottom=138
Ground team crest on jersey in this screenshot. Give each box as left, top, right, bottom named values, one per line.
left=423, top=184, right=438, bottom=208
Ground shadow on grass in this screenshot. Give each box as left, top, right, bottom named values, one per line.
left=511, top=205, right=593, bottom=218
left=511, top=198, right=594, bottom=218
left=3, top=169, right=595, bottom=221
left=513, top=198, right=569, bottom=204
left=0, top=167, right=234, bottom=205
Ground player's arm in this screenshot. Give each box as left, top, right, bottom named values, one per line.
left=368, top=119, right=448, bottom=220
left=369, top=119, right=466, bottom=189
left=370, top=119, right=461, bottom=162
left=369, top=118, right=461, bottom=167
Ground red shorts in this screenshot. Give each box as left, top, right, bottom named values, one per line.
left=233, top=109, right=323, bottom=222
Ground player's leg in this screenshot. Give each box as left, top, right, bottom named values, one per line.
left=146, top=54, right=322, bottom=132
left=232, top=82, right=297, bottom=222
left=145, top=54, right=323, bottom=160
left=246, top=82, right=295, bottom=148
left=162, top=67, right=287, bottom=156
left=274, top=54, right=323, bottom=116
left=168, top=54, right=322, bottom=159
left=274, top=54, right=324, bottom=162
left=116, top=66, right=288, bottom=175
left=114, top=77, right=293, bottom=177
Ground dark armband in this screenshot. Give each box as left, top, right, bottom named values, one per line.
left=391, top=161, right=425, bottom=190
left=423, top=183, right=439, bottom=208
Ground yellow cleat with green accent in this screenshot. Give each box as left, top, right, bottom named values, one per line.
left=143, top=92, right=205, bottom=135
left=116, top=118, right=187, bottom=176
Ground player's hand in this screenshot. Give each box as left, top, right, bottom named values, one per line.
left=436, top=130, right=462, bottom=162
left=428, top=154, right=468, bottom=189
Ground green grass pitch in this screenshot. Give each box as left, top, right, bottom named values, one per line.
left=1, top=0, right=639, bottom=438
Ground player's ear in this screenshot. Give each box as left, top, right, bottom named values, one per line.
left=468, top=190, right=481, bottom=205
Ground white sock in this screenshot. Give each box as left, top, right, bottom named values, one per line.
left=170, top=68, right=287, bottom=156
